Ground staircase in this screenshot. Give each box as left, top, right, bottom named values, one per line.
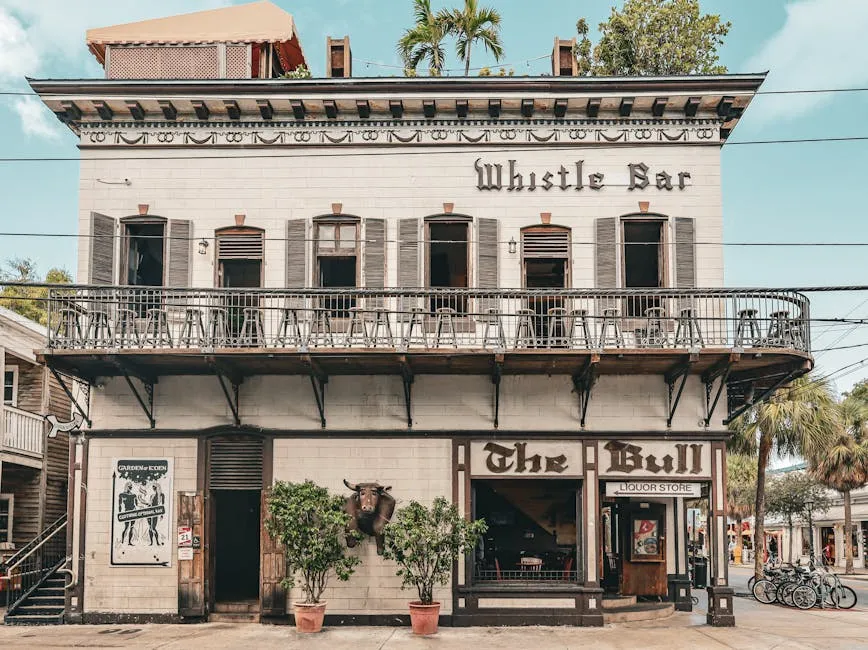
left=602, top=595, right=675, bottom=624
left=210, top=600, right=260, bottom=623
left=2, top=515, right=68, bottom=625
left=4, top=572, right=65, bottom=625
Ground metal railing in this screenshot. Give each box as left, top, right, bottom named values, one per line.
left=1, top=514, right=67, bottom=615
left=3, top=405, right=45, bottom=457
left=46, top=287, right=811, bottom=354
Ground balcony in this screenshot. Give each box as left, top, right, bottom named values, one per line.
left=2, top=405, right=44, bottom=462
left=41, top=287, right=812, bottom=426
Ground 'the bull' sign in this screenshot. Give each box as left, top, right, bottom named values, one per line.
left=601, top=440, right=711, bottom=479
left=470, top=441, right=582, bottom=478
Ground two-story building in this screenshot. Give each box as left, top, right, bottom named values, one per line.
left=29, top=1, right=812, bottom=628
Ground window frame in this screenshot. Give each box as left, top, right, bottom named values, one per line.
left=619, top=213, right=669, bottom=290
left=119, top=215, right=168, bottom=287
left=0, top=493, right=14, bottom=548
left=3, top=365, right=18, bottom=407
left=214, top=226, right=265, bottom=288
left=520, top=224, right=572, bottom=289
left=424, top=214, right=472, bottom=289
left=314, top=216, right=360, bottom=288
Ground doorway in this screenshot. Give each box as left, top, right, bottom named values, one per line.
left=601, top=499, right=667, bottom=597
left=212, top=490, right=261, bottom=603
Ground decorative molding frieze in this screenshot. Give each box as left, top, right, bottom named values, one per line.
left=79, top=118, right=723, bottom=148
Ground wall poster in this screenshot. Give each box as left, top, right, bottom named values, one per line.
left=630, top=515, right=664, bottom=563
left=110, top=458, right=173, bottom=566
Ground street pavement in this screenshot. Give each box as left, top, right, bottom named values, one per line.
left=0, top=573, right=866, bottom=648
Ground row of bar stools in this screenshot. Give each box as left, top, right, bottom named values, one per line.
left=515, top=308, right=536, bottom=349
left=53, top=308, right=83, bottom=347
left=674, top=307, right=704, bottom=347
left=434, top=307, right=458, bottom=348
left=144, top=308, right=173, bottom=347
left=114, top=308, right=141, bottom=347
left=85, top=309, right=113, bottom=347
left=402, top=307, right=428, bottom=348
left=483, top=308, right=507, bottom=349
left=179, top=308, right=207, bottom=347
left=734, top=308, right=762, bottom=347
left=598, top=307, right=624, bottom=348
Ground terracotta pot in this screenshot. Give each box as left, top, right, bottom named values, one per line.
left=540, top=212, right=552, bottom=224
left=293, top=602, right=327, bottom=633
left=408, top=601, right=440, bottom=635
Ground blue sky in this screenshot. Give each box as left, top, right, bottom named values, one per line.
left=0, top=0, right=866, bottom=392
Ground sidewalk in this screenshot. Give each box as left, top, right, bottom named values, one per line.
left=731, top=562, right=868, bottom=581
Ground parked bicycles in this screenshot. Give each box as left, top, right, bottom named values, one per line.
left=752, top=559, right=858, bottom=610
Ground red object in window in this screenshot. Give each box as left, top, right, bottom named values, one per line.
left=252, top=43, right=260, bottom=78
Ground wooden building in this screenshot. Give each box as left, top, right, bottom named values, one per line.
left=26, top=1, right=812, bottom=628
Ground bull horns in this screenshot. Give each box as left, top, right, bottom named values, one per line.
left=343, top=479, right=358, bottom=491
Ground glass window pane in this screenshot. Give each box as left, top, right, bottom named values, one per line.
left=318, top=224, right=336, bottom=249
left=338, top=225, right=356, bottom=249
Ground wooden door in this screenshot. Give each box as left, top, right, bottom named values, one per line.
left=178, top=492, right=205, bottom=617
left=260, top=489, right=287, bottom=616
left=619, top=503, right=667, bottom=597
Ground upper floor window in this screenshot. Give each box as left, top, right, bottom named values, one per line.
left=316, top=218, right=359, bottom=289
left=426, top=215, right=470, bottom=314
left=3, top=366, right=18, bottom=407
left=216, top=227, right=264, bottom=288
left=622, top=219, right=665, bottom=290
left=121, top=217, right=166, bottom=287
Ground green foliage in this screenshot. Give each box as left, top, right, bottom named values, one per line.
left=575, top=0, right=730, bottom=75
left=384, top=497, right=486, bottom=604
left=726, top=453, right=756, bottom=521
left=265, top=480, right=361, bottom=604
left=282, top=65, right=312, bottom=79
left=811, top=433, right=868, bottom=494
left=765, top=472, right=831, bottom=526
left=440, top=0, right=504, bottom=76
left=397, top=0, right=448, bottom=76
left=841, top=381, right=868, bottom=441
left=0, top=258, right=72, bottom=325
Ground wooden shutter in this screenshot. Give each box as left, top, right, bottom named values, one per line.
left=477, top=218, right=499, bottom=289
left=398, top=218, right=420, bottom=287
left=286, top=219, right=307, bottom=288
left=594, top=217, right=617, bottom=288
left=522, top=229, right=569, bottom=258
left=208, top=437, right=263, bottom=490
left=363, top=218, right=386, bottom=288
left=89, top=212, right=116, bottom=285
left=260, top=489, right=287, bottom=616
left=167, top=220, right=192, bottom=287
left=674, top=217, right=696, bottom=288
left=216, top=232, right=263, bottom=259
left=178, top=492, right=205, bottom=617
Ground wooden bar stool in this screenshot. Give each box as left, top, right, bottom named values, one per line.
left=734, top=308, right=761, bottom=347
left=144, top=308, right=173, bottom=348
left=114, top=308, right=141, bottom=348
left=401, top=307, right=428, bottom=349
left=569, top=309, right=593, bottom=349
left=274, top=307, right=304, bottom=347
left=85, top=309, right=113, bottom=347
left=546, top=307, right=570, bottom=348
left=643, top=306, right=668, bottom=347
left=370, top=307, right=394, bottom=347
left=482, top=308, right=506, bottom=349
left=208, top=307, right=229, bottom=347
left=179, top=308, right=207, bottom=347
left=434, top=307, right=458, bottom=348
left=308, top=308, right=334, bottom=347
left=53, top=308, right=83, bottom=348
left=344, top=306, right=370, bottom=347
left=514, top=308, right=536, bottom=349
left=238, top=307, right=264, bottom=347
left=765, top=310, right=794, bottom=347
left=598, top=307, right=624, bottom=348
left=674, top=307, right=704, bottom=347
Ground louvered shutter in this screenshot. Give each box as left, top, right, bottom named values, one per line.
left=286, top=219, right=307, bottom=288
left=522, top=229, right=569, bottom=258
left=674, top=217, right=696, bottom=288
left=89, top=212, right=116, bottom=285
left=363, top=218, right=386, bottom=288
left=216, top=232, right=263, bottom=259
left=167, top=220, right=192, bottom=287
left=477, top=218, right=499, bottom=315
left=398, top=218, right=420, bottom=287
left=209, top=437, right=263, bottom=490
left=594, top=218, right=617, bottom=288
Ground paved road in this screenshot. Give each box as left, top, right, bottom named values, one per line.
left=730, top=565, right=868, bottom=610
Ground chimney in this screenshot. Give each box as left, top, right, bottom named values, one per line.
left=552, top=37, right=578, bottom=77
left=326, top=36, right=352, bottom=78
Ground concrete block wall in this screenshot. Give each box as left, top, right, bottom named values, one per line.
left=77, top=145, right=723, bottom=289
left=83, top=438, right=197, bottom=614
left=273, top=437, right=453, bottom=614
left=90, top=373, right=720, bottom=432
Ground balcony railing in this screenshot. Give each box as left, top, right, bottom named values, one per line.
left=45, top=287, right=811, bottom=355
left=3, top=405, right=44, bottom=457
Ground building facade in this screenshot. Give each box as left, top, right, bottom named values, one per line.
left=30, top=2, right=812, bottom=628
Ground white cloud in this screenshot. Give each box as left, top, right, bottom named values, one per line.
left=11, top=95, right=60, bottom=139
left=743, top=0, right=868, bottom=124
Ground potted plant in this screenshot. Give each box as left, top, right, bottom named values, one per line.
left=383, top=496, right=486, bottom=635
left=265, top=480, right=361, bottom=633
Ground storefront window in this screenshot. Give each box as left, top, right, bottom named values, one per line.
left=801, top=527, right=811, bottom=556
left=472, top=479, right=579, bottom=583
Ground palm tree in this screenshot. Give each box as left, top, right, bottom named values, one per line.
left=811, top=411, right=868, bottom=573
left=397, top=0, right=448, bottom=76
left=726, top=453, right=756, bottom=564
left=440, top=0, right=504, bottom=76
left=729, top=375, right=838, bottom=579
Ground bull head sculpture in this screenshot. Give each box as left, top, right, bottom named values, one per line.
left=343, top=479, right=395, bottom=555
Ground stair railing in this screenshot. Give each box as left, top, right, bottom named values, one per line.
left=1, top=514, right=68, bottom=616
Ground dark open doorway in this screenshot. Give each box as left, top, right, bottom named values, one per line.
left=213, top=489, right=261, bottom=603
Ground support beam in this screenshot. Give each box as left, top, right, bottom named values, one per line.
left=423, top=99, right=436, bottom=119
left=492, top=354, right=504, bottom=429
left=488, top=99, right=501, bottom=119
left=702, top=354, right=739, bottom=428
left=257, top=99, right=274, bottom=120
left=652, top=97, right=668, bottom=117
left=389, top=100, right=404, bottom=119
left=158, top=100, right=177, bottom=121
left=192, top=100, right=210, bottom=120
left=356, top=99, right=371, bottom=119
left=48, top=366, right=92, bottom=428
left=572, top=355, right=599, bottom=429
left=553, top=98, right=568, bottom=118
left=206, top=356, right=243, bottom=426
left=619, top=97, right=634, bottom=117
left=323, top=99, right=338, bottom=119
left=223, top=100, right=241, bottom=120
left=586, top=97, right=601, bottom=118
left=520, top=98, right=534, bottom=118
left=684, top=97, right=701, bottom=117
left=399, top=355, right=414, bottom=429
left=109, top=357, right=157, bottom=387
left=215, top=373, right=241, bottom=427
left=93, top=100, right=113, bottom=121
left=121, top=373, right=155, bottom=429
left=455, top=99, right=469, bottom=118
left=60, top=101, right=82, bottom=121
left=302, top=355, right=328, bottom=428
left=723, top=365, right=809, bottom=425
left=125, top=101, right=145, bottom=121
left=665, top=354, right=698, bottom=428
left=290, top=99, right=306, bottom=120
